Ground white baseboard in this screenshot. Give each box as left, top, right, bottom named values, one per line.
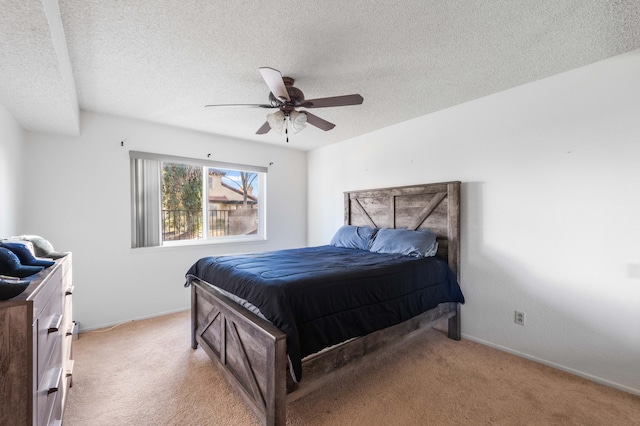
left=77, top=306, right=190, bottom=333
left=462, top=334, right=640, bottom=397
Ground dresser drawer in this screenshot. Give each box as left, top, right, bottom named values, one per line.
left=36, top=366, right=63, bottom=426
left=36, top=280, right=64, bottom=387
left=60, top=256, right=71, bottom=281
left=63, top=285, right=73, bottom=355
left=30, top=267, right=61, bottom=320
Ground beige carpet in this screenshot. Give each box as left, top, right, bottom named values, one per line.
left=63, top=310, right=640, bottom=425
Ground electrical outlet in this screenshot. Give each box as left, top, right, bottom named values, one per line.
left=515, top=311, right=525, bottom=325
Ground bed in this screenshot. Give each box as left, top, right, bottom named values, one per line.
left=186, top=181, right=463, bottom=426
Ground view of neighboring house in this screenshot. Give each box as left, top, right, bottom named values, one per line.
left=207, top=168, right=257, bottom=211
left=207, top=169, right=258, bottom=237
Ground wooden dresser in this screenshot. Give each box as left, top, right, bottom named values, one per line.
left=0, top=254, right=74, bottom=426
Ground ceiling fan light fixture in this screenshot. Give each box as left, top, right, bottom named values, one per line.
left=289, top=110, right=307, bottom=133
left=266, top=110, right=286, bottom=134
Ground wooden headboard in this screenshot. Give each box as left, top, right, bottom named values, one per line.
left=344, top=181, right=461, bottom=278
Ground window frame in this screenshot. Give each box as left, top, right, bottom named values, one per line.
left=130, top=151, right=267, bottom=248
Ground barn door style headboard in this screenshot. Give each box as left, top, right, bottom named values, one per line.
left=344, top=181, right=461, bottom=277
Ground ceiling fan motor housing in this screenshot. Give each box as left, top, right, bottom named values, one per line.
left=268, top=76, right=305, bottom=112
left=286, top=86, right=304, bottom=103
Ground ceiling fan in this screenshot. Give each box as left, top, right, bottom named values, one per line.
left=205, top=67, right=364, bottom=141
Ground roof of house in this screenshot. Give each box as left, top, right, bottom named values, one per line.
left=209, top=181, right=257, bottom=204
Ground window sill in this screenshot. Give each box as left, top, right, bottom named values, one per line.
left=131, top=235, right=267, bottom=251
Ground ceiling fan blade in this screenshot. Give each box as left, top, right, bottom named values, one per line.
left=259, top=67, right=290, bottom=101
left=299, top=94, right=363, bottom=108
left=205, top=103, right=276, bottom=108
left=304, top=112, right=335, bottom=131
left=256, top=121, right=271, bottom=134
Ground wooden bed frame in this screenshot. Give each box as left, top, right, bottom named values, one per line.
left=190, top=181, right=462, bottom=426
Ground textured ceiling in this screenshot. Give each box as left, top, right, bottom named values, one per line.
left=1, top=1, right=639, bottom=151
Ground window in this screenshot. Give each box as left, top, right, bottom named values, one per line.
left=130, top=151, right=266, bottom=248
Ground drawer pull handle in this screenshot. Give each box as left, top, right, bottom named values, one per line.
left=65, top=285, right=74, bottom=295
left=48, top=314, right=63, bottom=334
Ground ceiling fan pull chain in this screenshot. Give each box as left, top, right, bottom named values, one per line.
left=286, top=124, right=289, bottom=143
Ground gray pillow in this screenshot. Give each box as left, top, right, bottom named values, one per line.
left=329, top=225, right=378, bottom=250
left=369, top=228, right=438, bottom=257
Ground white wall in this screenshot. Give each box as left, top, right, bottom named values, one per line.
left=0, top=102, right=24, bottom=236
left=24, top=111, right=307, bottom=330
left=308, top=50, right=640, bottom=395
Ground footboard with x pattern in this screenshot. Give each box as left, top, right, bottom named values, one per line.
left=191, top=282, right=287, bottom=426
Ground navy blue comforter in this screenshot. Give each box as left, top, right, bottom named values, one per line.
left=185, top=245, right=464, bottom=381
